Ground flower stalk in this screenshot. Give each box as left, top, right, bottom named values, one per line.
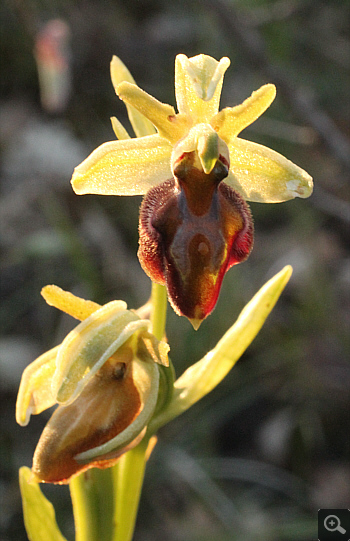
left=112, top=437, right=150, bottom=541
left=70, top=469, right=114, bottom=541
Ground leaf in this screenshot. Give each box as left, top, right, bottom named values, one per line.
left=149, top=265, right=293, bottom=431
left=19, top=466, right=68, bottom=541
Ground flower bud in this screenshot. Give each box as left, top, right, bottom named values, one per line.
left=32, top=341, right=158, bottom=483
left=16, top=287, right=169, bottom=484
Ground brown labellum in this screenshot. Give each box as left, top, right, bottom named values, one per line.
left=138, top=152, right=254, bottom=328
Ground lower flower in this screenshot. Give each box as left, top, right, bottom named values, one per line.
left=16, top=286, right=169, bottom=484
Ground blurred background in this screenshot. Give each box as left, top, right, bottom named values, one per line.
left=1, top=0, right=349, bottom=540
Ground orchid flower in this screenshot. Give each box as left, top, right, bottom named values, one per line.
left=70, top=54, right=312, bottom=327
left=16, top=285, right=168, bottom=484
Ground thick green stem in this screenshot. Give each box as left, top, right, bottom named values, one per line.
left=112, top=437, right=150, bottom=541
left=70, top=468, right=114, bottom=541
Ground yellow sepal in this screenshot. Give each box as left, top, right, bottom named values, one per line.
left=226, top=137, right=313, bottom=202
left=175, top=54, right=230, bottom=123
left=41, top=285, right=102, bottom=320
left=211, top=84, right=276, bottom=142
left=71, top=134, right=172, bottom=196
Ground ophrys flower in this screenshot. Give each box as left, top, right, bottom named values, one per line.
left=16, top=285, right=168, bottom=483
left=71, top=54, right=313, bottom=327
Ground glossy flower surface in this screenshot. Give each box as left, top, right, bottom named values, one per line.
left=71, top=54, right=313, bottom=325
left=16, top=286, right=168, bottom=483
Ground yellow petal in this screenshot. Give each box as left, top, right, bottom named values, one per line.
left=211, top=84, right=276, bottom=142
left=110, top=55, right=156, bottom=137
left=110, top=116, right=131, bottom=140
left=71, top=134, right=172, bottom=196
left=175, top=54, right=230, bottom=123
left=116, top=81, right=191, bottom=144
left=226, top=137, right=313, bottom=202
left=16, top=346, right=59, bottom=426
left=53, top=303, right=150, bottom=404
left=41, top=285, right=102, bottom=321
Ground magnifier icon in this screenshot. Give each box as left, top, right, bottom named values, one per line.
left=324, top=515, right=346, bottom=534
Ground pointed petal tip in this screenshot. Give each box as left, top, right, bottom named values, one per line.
left=277, top=264, right=293, bottom=285
left=189, top=318, right=203, bottom=330
left=110, top=56, right=136, bottom=94
left=284, top=264, right=293, bottom=275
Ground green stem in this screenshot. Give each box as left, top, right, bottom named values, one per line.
left=70, top=468, right=114, bottom=541
left=150, top=282, right=167, bottom=340
left=112, top=437, right=150, bottom=541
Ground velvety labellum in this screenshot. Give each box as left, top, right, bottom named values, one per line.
left=138, top=155, right=254, bottom=326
